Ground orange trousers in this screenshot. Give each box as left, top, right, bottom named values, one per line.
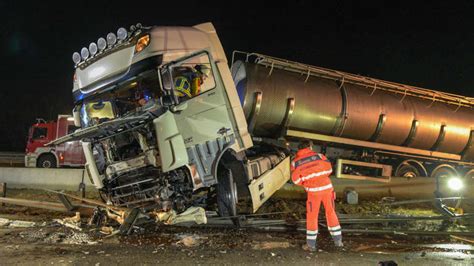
left=306, top=189, right=341, bottom=245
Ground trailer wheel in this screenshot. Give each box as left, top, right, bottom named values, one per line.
left=37, top=154, right=57, bottom=168
left=217, top=167, right=238, bottom=223
left=429, top=166, right=465, bottom=212
left=395, top=163, right=420, bottom=178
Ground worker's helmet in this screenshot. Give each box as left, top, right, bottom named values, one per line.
left=174, top=76, right=192, bottom=98
left=195, top=64, right=211, bottom=77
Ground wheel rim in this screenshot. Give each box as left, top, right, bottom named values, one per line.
left=42, top=160, right=52, bottom=168
left=395, top=163, right=420, bottom=178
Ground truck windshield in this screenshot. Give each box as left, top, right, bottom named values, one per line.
left=80, top=101, right=115, bottom=127
left=78, top=70, right=161, bottom=128
left=32, top=127, right=48, bottom=140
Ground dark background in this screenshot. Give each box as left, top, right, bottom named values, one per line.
left=1, top=1, right=473, bottom=151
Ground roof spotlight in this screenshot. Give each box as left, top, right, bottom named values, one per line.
left=89, top=42, right=98, bottom=56
left=106, top=32, right=117, bottom=46
left=97, top=37, right=107, bottom=51
left=72, top=52, right=81, bottom=64
left=80, top=47, right=89, bottom=60
left=117, top=27, right=127, bottom=41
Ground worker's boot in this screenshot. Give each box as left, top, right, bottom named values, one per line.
left=333, top=235, right=343, bottom=248
left=302, top=239, right=317, bottom=252
left=302, top=243, right=317, bottom=252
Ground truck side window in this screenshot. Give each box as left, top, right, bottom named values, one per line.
left=171, top=53, right=215, bottom=101
left=32, top=127, right=48, bottom=140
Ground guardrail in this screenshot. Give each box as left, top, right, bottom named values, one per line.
left=0, top=152, right=24, bottom=166
left=0, top=167, right=93, bottom=190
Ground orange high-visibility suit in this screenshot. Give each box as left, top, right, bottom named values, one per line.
left=291, top=148, right=342, bottom=248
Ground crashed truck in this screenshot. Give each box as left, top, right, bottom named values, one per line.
left=51, top=22, right=474, bottom=220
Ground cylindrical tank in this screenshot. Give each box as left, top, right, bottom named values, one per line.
left=231, top=61, right=474, bottom=160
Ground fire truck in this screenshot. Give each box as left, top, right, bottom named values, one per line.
left=25, top=115, right=85, bottom=168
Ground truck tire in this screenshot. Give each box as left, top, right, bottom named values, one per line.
left=217, top=167, right=238, bottom=221
left=432, top=166, right=463, bottom=210
left=37, top=154, right=57, bottom=168
left=395, top=163, right=420, bottom=178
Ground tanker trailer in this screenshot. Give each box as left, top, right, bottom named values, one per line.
left=231, top=52, right=474, bottom=201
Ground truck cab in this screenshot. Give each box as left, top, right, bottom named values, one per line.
left=50, top=22, right=290, bottom=217
left=25, top=115, right=85, bottom=168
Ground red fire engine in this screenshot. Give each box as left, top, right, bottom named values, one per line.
left=25, top=115, right=85, bottom=168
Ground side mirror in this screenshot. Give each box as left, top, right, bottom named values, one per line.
left=73, top=107, right=81, bottom=127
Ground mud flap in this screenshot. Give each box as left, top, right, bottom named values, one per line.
left=153, top=111, right=189, bottom=172
left=248, top=157, right=291, bottom=212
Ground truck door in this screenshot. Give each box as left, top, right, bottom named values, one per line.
left=161, top=51, right=236, bottom=184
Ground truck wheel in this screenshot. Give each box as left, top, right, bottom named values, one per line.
left=37, top=154, right=57, bottom=168
left=217, top=168, right=238, bottom=221
left=430, top=166, right=464, bottom=213
left=395, top=164, right=420, bottom=178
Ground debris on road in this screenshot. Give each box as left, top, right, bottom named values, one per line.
left=155, top=207, right=207, bottom=225
left=175, top=233, right=208, bottom=247
left=0, top=217, right=10, bottom=226
left=53, top=218, right=82, bottom=231
left=0, top=217, right=36, bottom=228
left=252, top=241, right=290, bottom=250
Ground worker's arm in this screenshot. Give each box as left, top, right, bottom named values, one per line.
left=290, top=160, right=304, bottom=186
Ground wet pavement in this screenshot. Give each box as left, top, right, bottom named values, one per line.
left=1, top=189, right=474, bottom=265
left=1, top=215, right=473, bottom=265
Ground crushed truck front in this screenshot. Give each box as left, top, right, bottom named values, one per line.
left=56, top=22, right=283, bottom=218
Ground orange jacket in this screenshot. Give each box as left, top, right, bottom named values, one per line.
left=291, top=148, right=333, bottom=192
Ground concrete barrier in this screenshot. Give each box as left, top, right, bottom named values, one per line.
left=0, top=167, right=95, bottom=191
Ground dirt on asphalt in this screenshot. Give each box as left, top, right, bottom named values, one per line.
left=0, top=189, right=473, bottom=265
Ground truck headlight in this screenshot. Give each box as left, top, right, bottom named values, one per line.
left=135, top=34, right=150, bottom=53
left=447, top=177, right=463, bottom=191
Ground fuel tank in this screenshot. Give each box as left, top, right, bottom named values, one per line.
left=231, top=60, right=474, bottom=160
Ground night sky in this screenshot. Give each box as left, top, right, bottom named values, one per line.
left=1, top=1, right=473, bottom=151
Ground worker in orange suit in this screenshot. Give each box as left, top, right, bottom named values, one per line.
left=291, top=139, right=343, bottom=251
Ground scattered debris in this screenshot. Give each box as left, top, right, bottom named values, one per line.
left=52, top=211, right=84, bottom=231
left=450, top=235, right=474, bottom=244
left=100, top=226, right=115, bottom=235
left=175, top=233, right=208, bottom=247
left=381, top=197, right=396, bottom=203
left=2, top=219, right=36, bottom=228
left=53, top=218, right=82, bottom=231
left=64, top=212, right=81, bottom=223
left=0, top=217, right=10, bottom=226
left=252, top=241, right=290, bottom=250
left=62, top=232, right=97, bottom=245
left=155, top=207, right=207, bottom=225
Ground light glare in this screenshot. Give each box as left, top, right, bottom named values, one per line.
left=447, top=177, right=463, bottom=191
